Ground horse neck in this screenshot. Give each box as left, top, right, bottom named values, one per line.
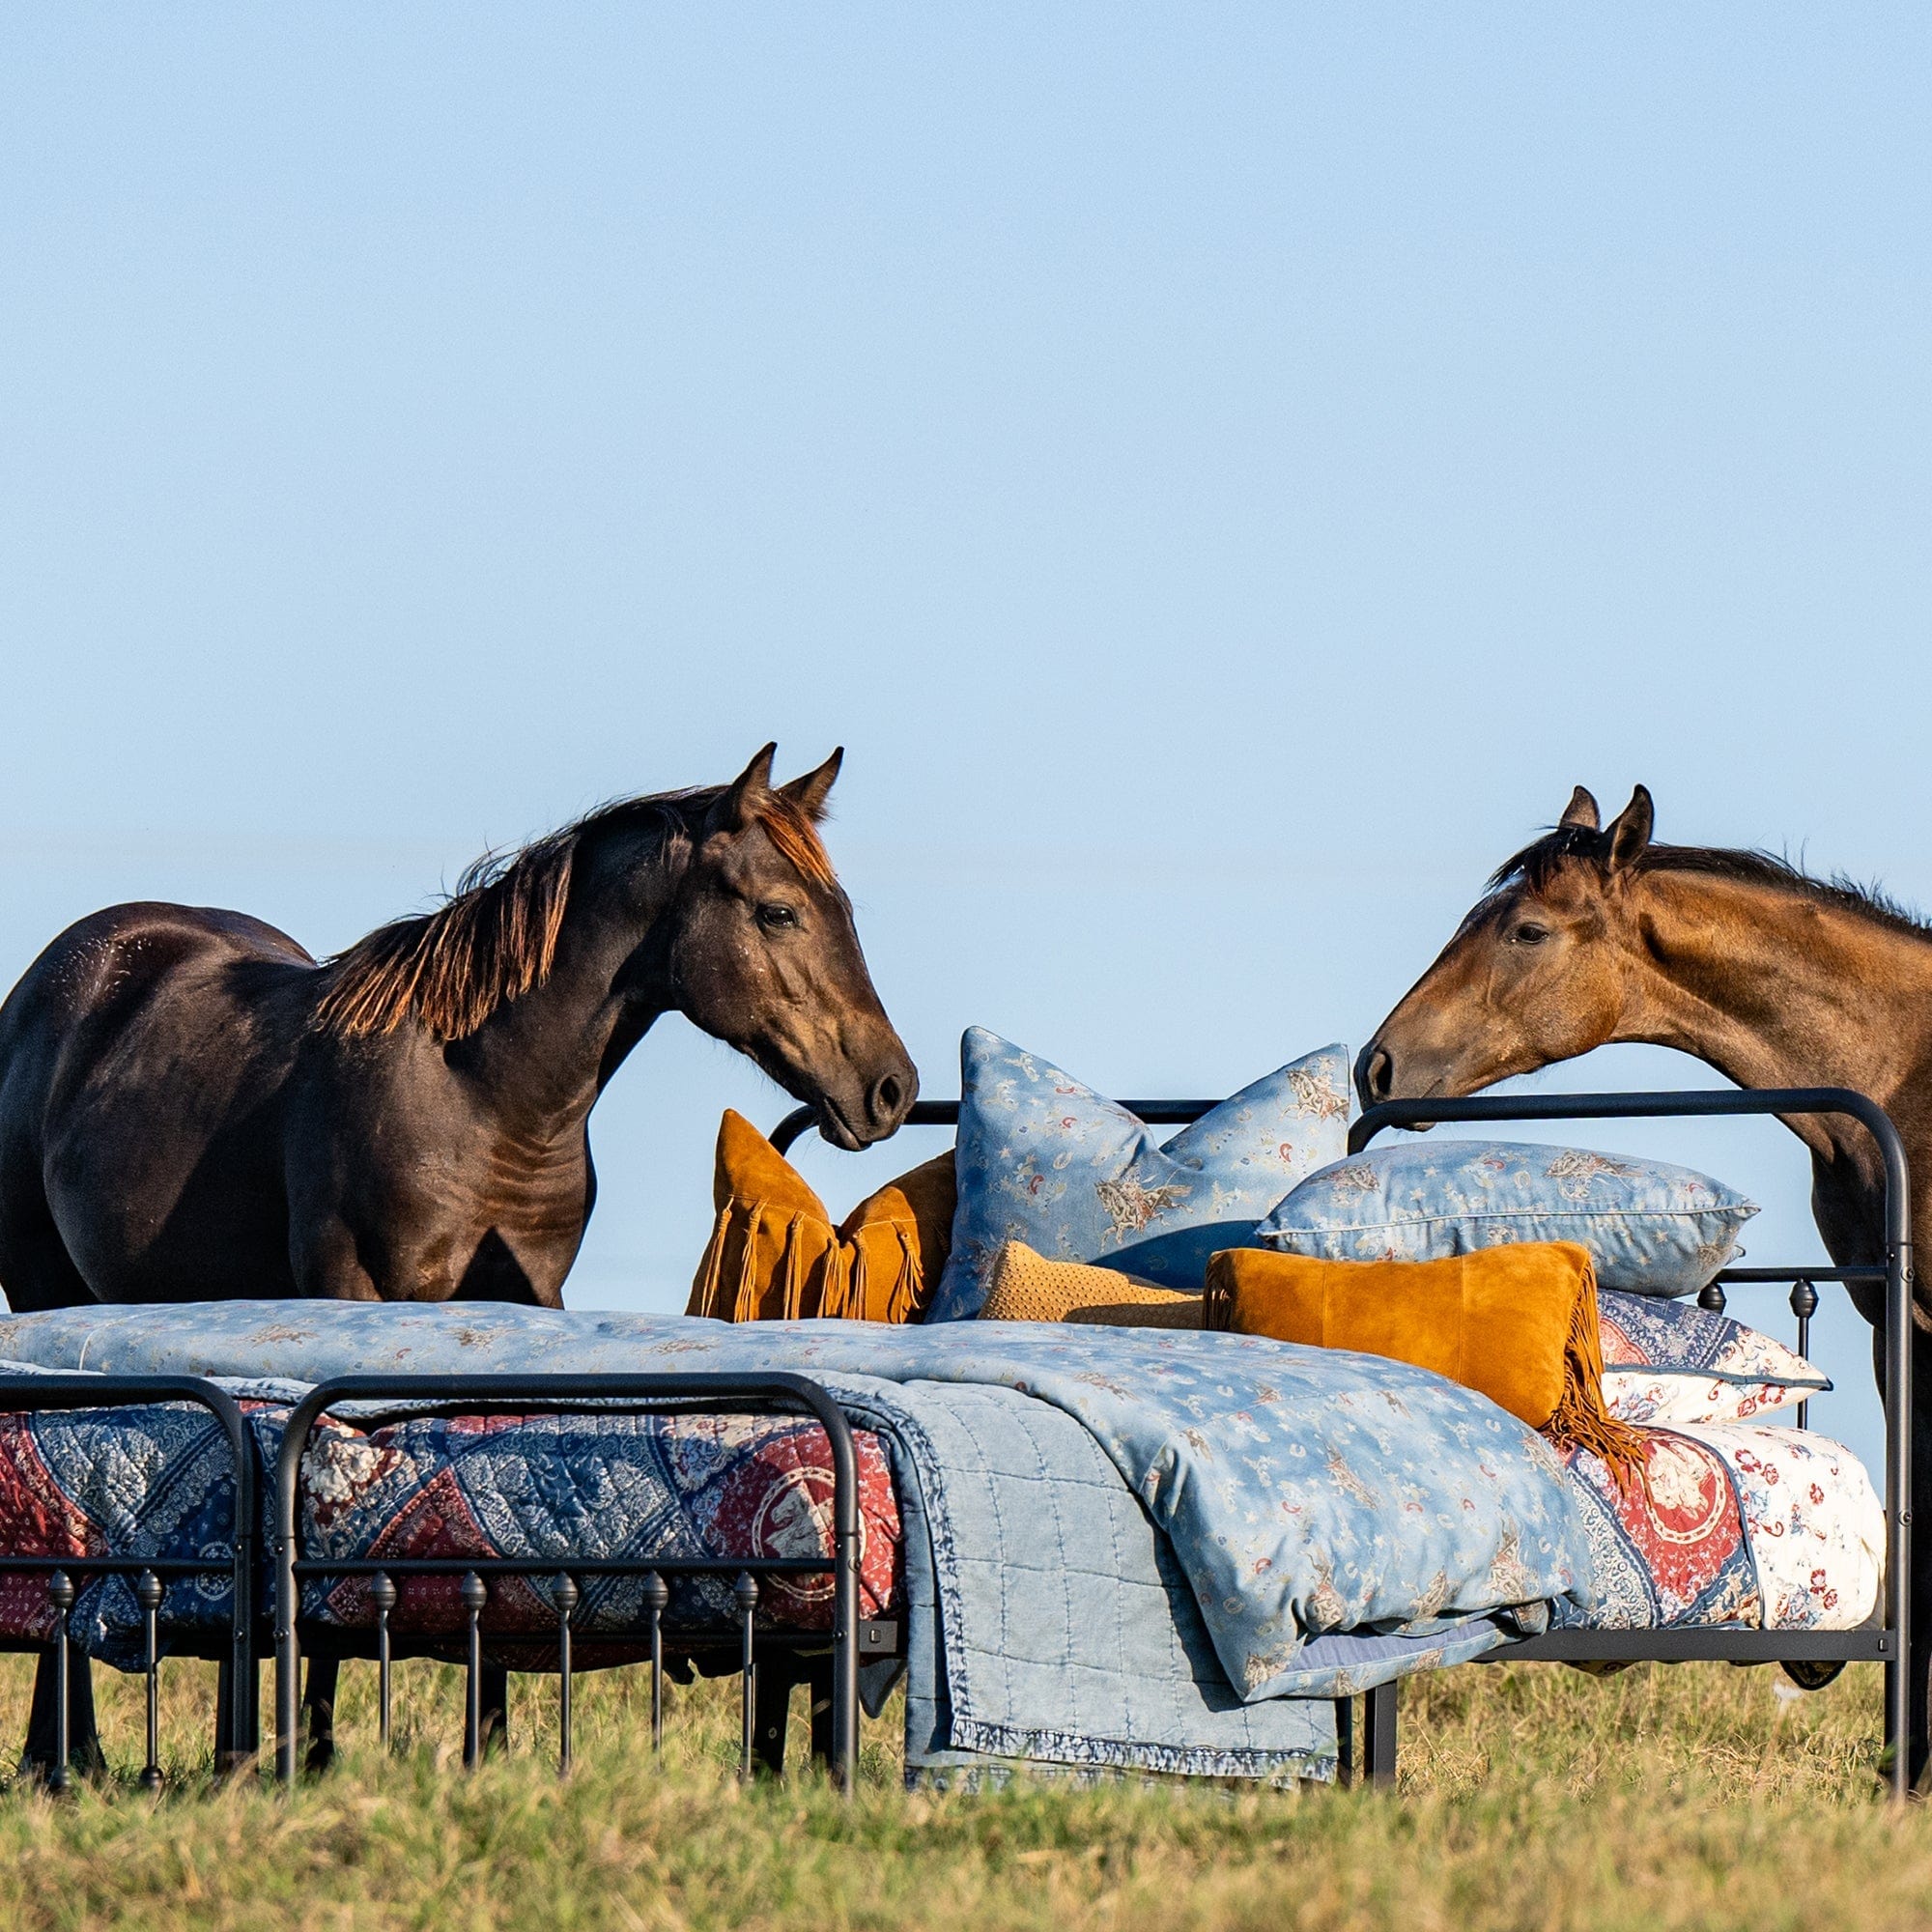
left=1613, top=870, right=1932, bottom=1166
left=447, top=826, right=686, bottom=1139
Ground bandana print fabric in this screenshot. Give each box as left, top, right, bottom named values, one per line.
left=1599, top=1291, right=1830, bottom=1427
left=294, top=1408, right=901, bottom=1642
left=1557, top=1430, right=1756, bottom=1629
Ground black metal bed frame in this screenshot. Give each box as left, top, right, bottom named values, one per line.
left=0, top=1086, right=1905, bottom=1798
left=270, top=1372, right=867, bottom=1792
left=0, top=1374, right=258, bottom=1791
left=774, top=1083, right=1918, bottom=1801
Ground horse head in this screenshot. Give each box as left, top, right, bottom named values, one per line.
left=1356, top=783, right=1655, bottom=1111
left=662, top=744, right=918, bottom=1150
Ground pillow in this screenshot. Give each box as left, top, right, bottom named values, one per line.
left=1599, top=1289, right=1830, bottom=1426
left=1253, top=1140, right=1757, bottom=1297
left=979, top=1240, right=1204, bottom=1328
left=1204, top=1240, right=1645, bottom=1480
left=687, top=1111, right=956, bottom=1323
left=928, top=1030, right=1351, bottom=1321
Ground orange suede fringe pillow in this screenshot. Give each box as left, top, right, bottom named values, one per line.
left=1204, top=1240, right=1647, bottom=1486
left=687, top=1110, right=955, bottom=1323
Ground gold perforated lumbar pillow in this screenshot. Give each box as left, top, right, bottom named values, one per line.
left=980, top=1240, right=1203, bottom=1328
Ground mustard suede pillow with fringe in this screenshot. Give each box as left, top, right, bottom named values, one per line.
left=687, top=1110, right=955, bottom=1323
left=980, top=1240, right=1204, bottom=1328
left=1204, top=1240, right=1646, bottom=1484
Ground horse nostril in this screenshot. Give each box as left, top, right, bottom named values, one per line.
left=1366, top=1049, right=1393, bottom=1103
left=869, top=1073, right=905, bottom=1125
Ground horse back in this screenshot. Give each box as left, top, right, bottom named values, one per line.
left=0, top=903, right=321, bottom=1305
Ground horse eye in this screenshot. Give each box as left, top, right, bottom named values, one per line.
left=755, top=903, right=800, bottom=931
left=1511, top=922, right=1550, bottom=946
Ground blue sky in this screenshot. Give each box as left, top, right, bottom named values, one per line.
left=2, top=7, right=1927, bottom=1463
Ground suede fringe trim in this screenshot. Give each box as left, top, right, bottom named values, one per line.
left=1547, top=1262, right=1650, bottom=1493
left=690, top=1202, right=733, bottom=1319
left=691, top=1203, right=928, bottom=1323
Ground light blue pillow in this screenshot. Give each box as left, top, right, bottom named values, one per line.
left=1253, top=1140, right=1757, bottom=1296
left=928, top=1029, right=1352, bottom=1322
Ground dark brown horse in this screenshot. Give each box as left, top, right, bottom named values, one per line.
left=1357, top=782, right=1932, bottom=1783
left=0, top=743, right=917, bottom=1772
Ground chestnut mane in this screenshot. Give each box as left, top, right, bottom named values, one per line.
left=1487, top=828, right=1932, bottom=944
left=315, top=785, right=837, bottom=1041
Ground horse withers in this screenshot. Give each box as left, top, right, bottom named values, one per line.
left=1357, top=781, right=1932, bottom=1785
left=0, top=743, right=917, bottom=1775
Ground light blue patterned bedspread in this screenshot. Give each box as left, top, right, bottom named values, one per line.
left=0, top=1304, right=1596, bottom=1776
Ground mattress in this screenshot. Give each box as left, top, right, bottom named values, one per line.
left=0, top=1389, right=1884, bottom=1675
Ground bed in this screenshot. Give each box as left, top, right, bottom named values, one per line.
left=0, top=1084, right=1908, bottom=1796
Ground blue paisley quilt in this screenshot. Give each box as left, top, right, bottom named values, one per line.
left=0, top=1303, right=1597, bottom=1705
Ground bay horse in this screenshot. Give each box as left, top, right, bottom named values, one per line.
left=0, top=742, right=917, bottom=1776
left=1356, top=782, right=1932, bottom=1784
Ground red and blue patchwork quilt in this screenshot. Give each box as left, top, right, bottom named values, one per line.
left=0, top=1398, right=900, bottom=1669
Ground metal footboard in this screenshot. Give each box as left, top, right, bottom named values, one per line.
left=0, top=1374, right=257, bottom=1788
left=272, top=1371, right=865, bottom=1793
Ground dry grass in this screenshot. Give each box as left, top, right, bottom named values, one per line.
left=0, top=1651, right=1918, bottom=1930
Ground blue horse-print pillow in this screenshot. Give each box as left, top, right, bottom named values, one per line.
left=1254, top=1140, right=1757, bottom=1296
left=928, top=1029, right=1352, bottom=1322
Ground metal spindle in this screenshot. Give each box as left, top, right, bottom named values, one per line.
left=734, top=1570, right=759, bottom=1778
left=461, top=1571, right=487, bottom=1769
left=1791, top=1278, right=1819, bottom=1430
left=47, top=1570, right=74, bottom=1796
left=137, top=1570, right=163, bottom=1791
left=370, top=1571, right=397, bottom=1751
left=1697, top=1280, right=1727, bottom=1313
left=643, top=1570, right=668, bottom=1756
left=554, top=1574, right=578, bottom=1775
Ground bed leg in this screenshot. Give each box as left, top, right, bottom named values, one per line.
left=752, top=1652, right=794, bottom=1777
left=1334, top=1698, right=1354, bottom=1787
left=216, top=1653, right=259, bottom=1779
left=807, top=1655, right=836, bottom=1768
left=1364, top=1682, right=1398, bottom=1788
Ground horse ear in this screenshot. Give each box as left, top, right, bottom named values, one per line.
left=777, top=748, right=843, bottom=822
left=708, top=743, right=779, bottom=835
left=1605, top=784, right=1654, bottom=871
left=1558, top=786, right=1601, bottom=832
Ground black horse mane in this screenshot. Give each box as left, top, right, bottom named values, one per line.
left=316, top=784, right=835, bottom=1041
left=1488, top=826, right=1932, bottom=943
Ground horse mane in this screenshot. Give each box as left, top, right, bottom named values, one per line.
left=315, top=785, right=837, bottom=1041
left=1488, top=827, right=1932, bottom=943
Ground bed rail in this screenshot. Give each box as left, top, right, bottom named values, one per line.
left=272, top=1372, right=864, bottom=1793
left=775, top=1084, right=1916, bottom=1799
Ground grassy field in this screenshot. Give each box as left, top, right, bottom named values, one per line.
left=0, top=1650, right=1919, bottom=1931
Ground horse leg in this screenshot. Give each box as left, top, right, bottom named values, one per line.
left=303, top=1656, right=340, bottom=1775
left=21, top=1649, right=104, bottom=1782
left=474, top=1662, right=509, bottom=1757
left=752, top=1652, right=799, bottom=1777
